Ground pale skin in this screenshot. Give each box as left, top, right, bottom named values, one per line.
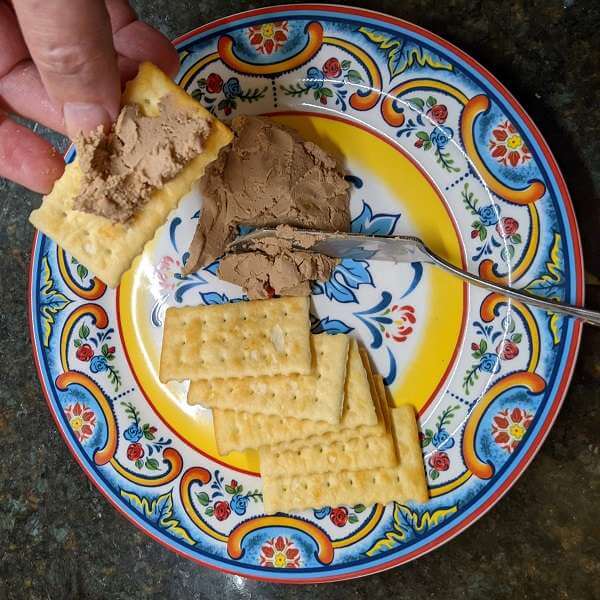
left=0, top=0, right=180, bottom=193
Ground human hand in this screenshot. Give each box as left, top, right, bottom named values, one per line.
left=1, top=0, right=179, bottom=193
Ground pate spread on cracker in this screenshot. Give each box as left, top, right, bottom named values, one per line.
left=74, top=95, right=211, bottom=223
left=29, top=62, right=233, bottom=288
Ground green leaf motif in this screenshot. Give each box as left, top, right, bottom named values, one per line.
left=358, top=27, right=453, bottom=79
left=407, top=97, right=425, bottom=111
left=145, top=458, right=159, bottom=471
left=354, top=504, right=366, bottom=513
left=76, top=263, right=88, bottom=281
left=512, top=333, right=523, bottom=344
left=196, top=492, right=210, bottom=506
left=525, top=233, right=564, bottom=300
left=79, top=323, right=90, bottom=340
left=39, top=255, right=72, bottom=348
left=224, top=484, right=236, bottom=495
left=346, top=69, right=363, bottom=83
left=120, top=489, right=195, bottom=545
left=430, top=469, right=439, bottom=480
left=349, top=515, right=359, bottom=524
left=525, top=233, right=565, bottom=345
left=321, top=87, right=334, bottom=98
left=341, top=59, right=351, bottom=70
left=426, top=95, right=437, bottom=108
left=366, top=503, right=458, bottom=556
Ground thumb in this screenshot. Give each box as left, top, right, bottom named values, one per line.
left=13, top=0, right=121, bottom=139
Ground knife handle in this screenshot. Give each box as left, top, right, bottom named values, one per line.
left=426, top=249, right=600, bottom=327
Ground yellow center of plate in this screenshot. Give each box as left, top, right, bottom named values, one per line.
left=119, top=114, right=465, bottom=473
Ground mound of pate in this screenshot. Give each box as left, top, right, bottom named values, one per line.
left=185, top=115, right=350, bottom=298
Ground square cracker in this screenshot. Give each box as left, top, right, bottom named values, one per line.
left=262, top=405, right=429, bottom=513
left=160, top=296, right=311, bottom=381
left=29, top=62, right=233, bottom=288
left=212, top=338, right=379, bottom=454
left=259, top=346, right=391, bottom=458
left=258, top=431, right=397, bottom=478
left=187, top=333, right=348, bottom=424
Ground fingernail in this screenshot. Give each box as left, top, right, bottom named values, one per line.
left=63, top=102, right=112, bottom=139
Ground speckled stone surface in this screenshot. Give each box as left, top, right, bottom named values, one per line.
left=1, top=1, right=599, bottom=598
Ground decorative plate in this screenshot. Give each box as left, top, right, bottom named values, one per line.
left=29, top=4, right=583, bottom=583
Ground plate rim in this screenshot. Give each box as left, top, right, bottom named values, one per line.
left=27, top=3, right=584, bottom=583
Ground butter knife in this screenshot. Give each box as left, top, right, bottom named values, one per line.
left=228, top=229, right=599, bottom=327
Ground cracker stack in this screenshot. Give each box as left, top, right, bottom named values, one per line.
left=159, top=296, right=428, bottom=513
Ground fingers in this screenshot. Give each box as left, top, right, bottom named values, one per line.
left=114, top=20, right=180, bottom=78
left=13, top=0, right=121, bottom=138
left=106, top=0, right=179, bottom=78
left=0, top=111, right=64, bottom=193
left=0, top=62, right=66, bottom=133
left=0, top=2, right=28, bottom=78
left=105, top=0, right=137, bottom=31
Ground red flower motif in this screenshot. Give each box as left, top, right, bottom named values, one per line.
left=247, top=21, right=288, bottom=55
left=65, top=402, right=97, bottom=443
left=383, top=304, right=416, bottom=343
left=496, top=217, right=519, bottom=237
left=213, top=500, right=231, bottom=521
left=322, top=57, right=342, bottom=78
left=155, top=255, right=181, bottom=293
left=428, top=451, right=450, bottom=471
left=259, top=536, right=301, bottom=568
left=489, top=120, right=532, bottom=167
left=470, top=229, right=479, bottom=239
left=127, top=442, right=144, bottom=461
left=492, top=407, right=533, bottom=453
left=76, top=343, right=94, bottom=362
left=427, top=104, right=448, bottom=124
left=414, top=139, right=424, bottom=148
left=206, top=73, right=223, bottom=94
left=497, top=339, right=519, bottom=360
left=230, top=479, right=238, bottom=489
left=330, top=506, right=349, bottom=527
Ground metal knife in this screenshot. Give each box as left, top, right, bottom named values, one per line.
left=228, top=228, right=600, bottom=327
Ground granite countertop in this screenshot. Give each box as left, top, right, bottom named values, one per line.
left=1, top=1, right=599, bottom=598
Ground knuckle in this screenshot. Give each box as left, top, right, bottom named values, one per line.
left=35, top=41, right=103, bottom=76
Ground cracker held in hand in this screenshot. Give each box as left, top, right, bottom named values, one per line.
left=212, top=339, right=378, bottom=454
left=29, top=62, right=233, bottom=287
left=262, top=405, right=429, bottom=513
left=160, top=296, right=312, bottom=381
left=187, top=333, right=348, bottom=424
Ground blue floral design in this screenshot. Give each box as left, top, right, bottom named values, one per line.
left=479, top=352, right=501, bottom=374
left=89, top=355, right=108, bottom=373
left=124, top=425, right=143, bottom=443
left=305, top=66, right=325, bottom=89
left=223, top=77, right=242, bottom=98
left=310, top=315, right=354, bottom=335
left=431, top=428, right=455, bottom=451
left=313, top=507, right=331, bottom=519
left=312, top=259, right=373, bottom=303
left=421, top=405, right=460, bottom=456
left=351, top=201, right=400, bottom=236
left=230, top=494, right=249, bottom=516
left=478, top=204, right=501, bottom=227
left=429, top=125, right=453, bottom=149
left=199, top=291, right=246, bottom=305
